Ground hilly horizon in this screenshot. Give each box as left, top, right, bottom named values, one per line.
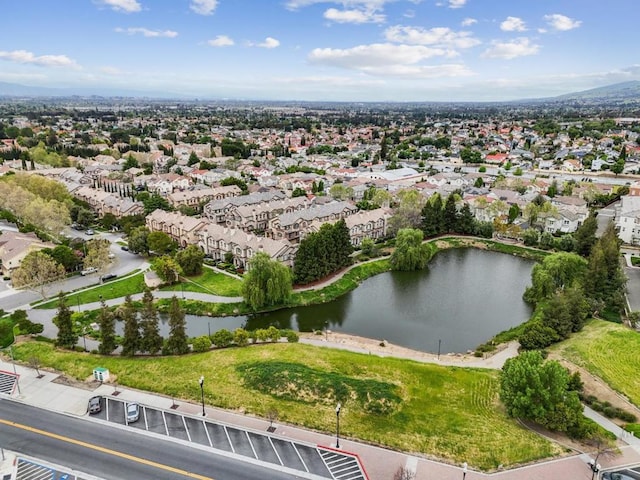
left=0, top=80, right=639, bottom=104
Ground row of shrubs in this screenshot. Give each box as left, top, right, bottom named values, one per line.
left=192, top=326, right=299, bottom=353
left=580, top=393, right=638, bottom=423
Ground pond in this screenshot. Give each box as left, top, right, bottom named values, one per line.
left=155, top=249, right=535, bottom=354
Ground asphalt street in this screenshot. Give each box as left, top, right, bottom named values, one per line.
left=0, top=399, right=306, bottom=480
left=0, top=231, right=148, bottom=312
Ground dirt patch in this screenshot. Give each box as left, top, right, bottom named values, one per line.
left=550, top=355, right=640, bottom=424
left=52, top=374, right=99, bottom=391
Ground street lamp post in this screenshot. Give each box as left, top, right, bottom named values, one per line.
left=324, top=321, right=328, bottom=341
left=588, top=459, right=601, bottom=480
left=335, top=402, right=341, bottom=449
left=199, top=376, right=205, bottom=416
left=462, top=462, right=468, bottom=480
left=9, top=324, right=21, bottom=394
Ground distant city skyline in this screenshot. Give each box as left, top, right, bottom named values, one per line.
left=1, top=0, right=638, bottom=102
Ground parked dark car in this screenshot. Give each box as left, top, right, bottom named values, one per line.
left=101, top=273, right=117, bottom=282
left=121, top=245, right=129, bottom=251
left=88, top=396, right=102, bottom=414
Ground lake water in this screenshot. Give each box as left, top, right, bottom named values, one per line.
left=159, top=248, right=535, bottom=354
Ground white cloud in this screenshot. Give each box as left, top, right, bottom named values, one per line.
left=0, top=49, right=79, bottom=68
left=500, top=16, right=527, bottom=32
left=384, top=26, right=480, bottom=49
left=286, top=0, right=392, bottom=10
left=448, top=0, right=466, bottom=9
left=482, top=37, right=539, bottom=59
left=544, top=14, right=581, bottom=31
left=115, top=27, right=178, bottom=38
left=324, top=8, right=385, bottom=24
left=461, top=17, right=477, bottom=27
left=190, top=0, right=218, bottom=15
left=208, top=35, right=234, bottom=47
left=99, top=0, right=141, bottom=13
left=274, top=75, right=385, bottom=87
left=308, top=43, right=471, bottom=78
left=256, top=37, right=280, bottom=49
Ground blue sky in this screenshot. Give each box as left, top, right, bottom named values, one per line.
left=0, top=0, right=638, bottom=101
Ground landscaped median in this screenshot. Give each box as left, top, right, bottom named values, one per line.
left=11, top=340, right=563, bottom=471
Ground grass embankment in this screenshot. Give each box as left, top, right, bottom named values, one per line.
left=35, top=272, right=147, bottom=309
left=161, top=267, right=243, bottom=297
left=159, top=259, right=393, bottom=316
left=551, top=319, right=640, bottom=407
left=11, top=341, right=560, bottom=470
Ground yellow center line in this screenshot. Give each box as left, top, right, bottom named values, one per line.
left=0, top=418, right=214, bottom=480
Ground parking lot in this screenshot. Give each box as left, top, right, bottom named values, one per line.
left=602, top=464, right=640, bottom=479
left=15, top=457, right=88, bottom=480
left=90, top=397, right=367, bottom=480
left=0, top=370, right=17, bottom=395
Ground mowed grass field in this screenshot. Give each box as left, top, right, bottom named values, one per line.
left=12, top=341, right=560, bottom=470
left=161, top=267, right=243, bottom=297
left=551, top=319, right=640, bottom=407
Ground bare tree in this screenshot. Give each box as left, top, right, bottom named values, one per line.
left=28, top=356, right=43, bottom=378
left=266, top=408, right=279, bottom=432
left=393, top=466, right=415, bottom=480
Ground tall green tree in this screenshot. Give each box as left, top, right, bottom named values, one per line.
left=139, top=288, right=163, bottom=354
left=98, top=299, right=116, bottom=355
left=456, top=203, right=475, bottom=235
left=147, top=231, right=177, bottom=255
left=175, top=244, right=205, bottom=276
left=53, top=292, right=77, bottom=349
left=421, top=193, right=444, bottom=237
left=119, top=295, right=139, bottom=356
left=583, top=222, right=626, bottom=311
left=390, top=228, right=434, bottom=271
left=573, top=214, right=598, bottom=257
left=540, top=286, right=590, bottom=339
left=243, top=252, right=293, bottom=310
left=165, top=296, right=189, bottom=355
left=128, top=226, right=150, bottom=254
left=500, top=350, right=584, bottom=433
left=442, top=194, right=459, bottom=233
left=523, top=252, right=588, bottom=304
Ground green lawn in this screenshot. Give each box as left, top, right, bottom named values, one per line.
left=12, top=341, right=561, bottom=470
left=551, top=319, right=640, bottom=407
left=35, top=273, right=146, bottom=309
left=161, top=267, right=242, bottom=297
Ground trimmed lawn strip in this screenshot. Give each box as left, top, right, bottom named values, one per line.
left=160, top=267, right=242, bottom=297
left=11, top=341, right=560, bottom=470
left=35, top=272, right=146, bottom=309
left=550, top=319, right=640, bottom=407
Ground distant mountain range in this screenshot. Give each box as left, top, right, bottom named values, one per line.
left=552, top=81, right=640, bottom=102
left=0, top=80, right=639, bottom=103
left=0, top=81, right=188, bottom=100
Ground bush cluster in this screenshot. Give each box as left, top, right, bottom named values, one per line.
left=580, top=394, right=637, bottom=423
left=197, top=327, right=298, bottom=352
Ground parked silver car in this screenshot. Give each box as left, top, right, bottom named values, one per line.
left=126, top=402, right=140, bottom=423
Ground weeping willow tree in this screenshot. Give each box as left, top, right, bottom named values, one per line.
left=242, top=252, right=292, bottom=310
left=390, top=228, right=435, bottom=271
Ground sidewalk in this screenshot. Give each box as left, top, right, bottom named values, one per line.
left=3, top=358, right=640, bottom=480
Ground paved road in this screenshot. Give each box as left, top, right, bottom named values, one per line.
left=0, top=400, right=306, bottom=480
left=0, top=231, right=148, bottom=312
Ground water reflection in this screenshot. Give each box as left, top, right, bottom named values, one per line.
left=122, top=249, right=534, bottom=354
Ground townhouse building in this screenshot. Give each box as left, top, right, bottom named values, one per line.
left=267, top=200, right=358, bottom=243
left=203, top=190, right=286, bottom=224
left=225, top=196, right=313, bottom=233
left=145, top=210, right=207, bottom=248
left=167, top=185, right=241, bottom=209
